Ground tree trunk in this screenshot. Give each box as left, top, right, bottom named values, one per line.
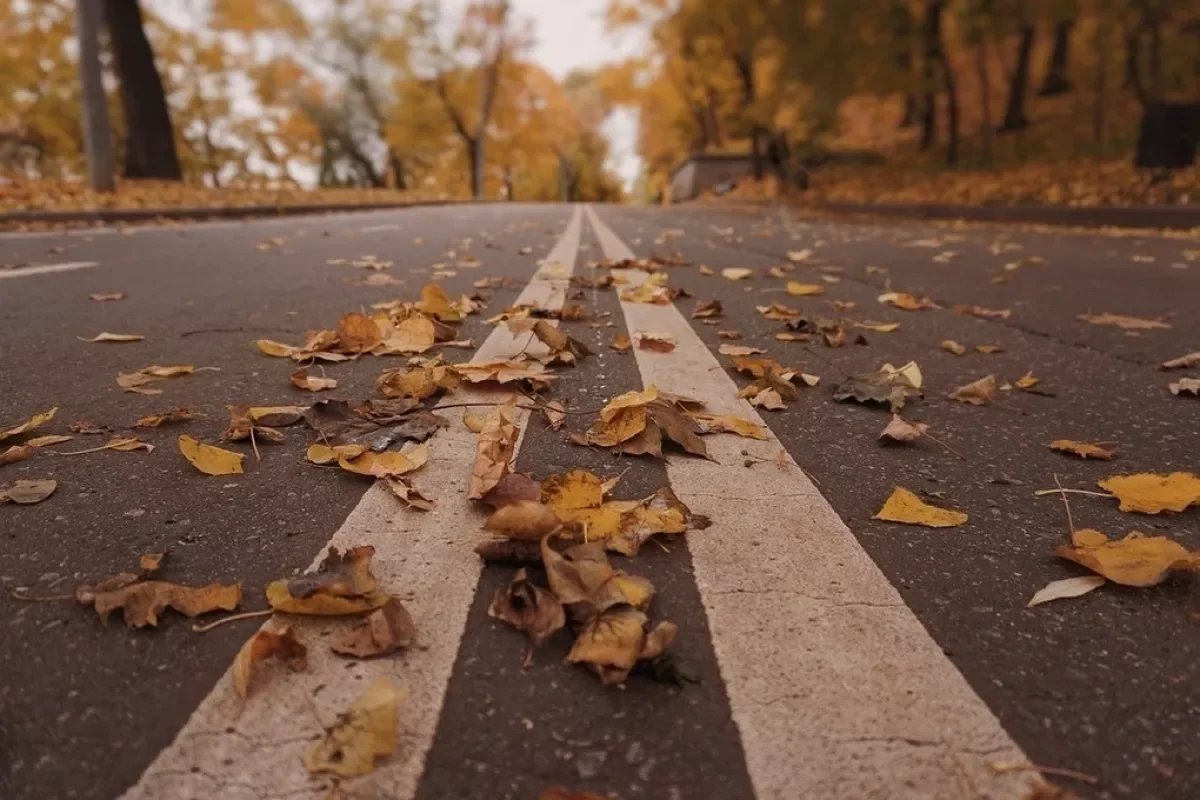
left=1040, top=21, right=1074, bottom=96
left=919, top=1, right=944, bottom=151
left=388, top=150, right=407, bottom=190
left=104, top=0, right=182, bottom=180
left=77, top=0, right=114, bottom=191
left=469, top=137, right=484, bottom=199
left=900, top=94, right=919, bottom=128
left=975, top=42, right=993, bottom=161
left=732, top=52, right=765, bottom=181
left=999, top=23, right=1035, bottom=132
left=935, top=13, right=958, bottom=163
left=1094, top=18, right=1110, bottom=144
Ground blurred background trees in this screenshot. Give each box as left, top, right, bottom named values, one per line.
left=0, top=0, right=624, bottom=201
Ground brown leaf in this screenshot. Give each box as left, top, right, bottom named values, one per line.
left=484, top=501, right=563, bottom=540
left=610, top=334, right=632, bottom=352
left=135, top=408, right=195, bottom=428
left=267, top=545, right=390, bottom=615
left=1169, top=378, right=1200, bottom=396
left=692, top=300, right=723, bottom=318
left=635, top=331, right=676, bottom=352
left=948, top=375, right=997, bottom=405
left=89, top=292, right=126, bottom=301
left=489, top=569, right=566, bottom=656
left=79, top=332, right=145, bottom=343
left=1049, top=440, right=1116, bottom=460
left=833, top=362, right=923, bottom=411
left=304, top=677, right=404, bottom=777
left=0, top=407, right=57, bottom=443
left=337, top=444, right=430, bottom=478
left=78, top=578, right=241, bottom=628
left=1161, top=351, right=1200, bottom=370
left=377, top=360, right=459, bottom=400
left=232, top=624, right=308, bottom=699
left=117, top=365, right=199, bottom=394
left=0, top=445, right=34, bottom=466
left=24, top=434, right=72, bottom=448
left=381, top=476, right=434, bottom=511
left=542, top=400, right=566, bottom=430
left=1078, top=312, right=1170, bottom=330
left=468, top=400, right=519, bottom=500
left=291, top=369, right=338, bottom=392
left=878, top=291, right=938, bottom=311
left=718, top=344, right=766, bottom=356
left=0, top=478, right=57, bottom=504
left=954, top=304, right=1012, bottom=320
left=975, top=344, right=1005, bottom=354
left=332, top=597, right=416, bottom=658
left=879, top=415, right=929, bottom=444
left=940, top=340, right=966, bottom=355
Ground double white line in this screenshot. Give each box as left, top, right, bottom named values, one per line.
left=126, top=206, right=1032, bottom=799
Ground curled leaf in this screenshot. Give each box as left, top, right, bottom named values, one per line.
left=332, top=597, right=416, bottom=658
left=232, top=624, right=308, bottom=699
left=1027, top=576, right=1106, bottom=607
left=1049, top=440, right=1116, bottom=460
left=291, top=369, right=338, bottom=391
left=489, top=568, right=566, bottom=656
left=0, top=407, right=57, bottom=443
left=79, top=332, right=144, bottom=343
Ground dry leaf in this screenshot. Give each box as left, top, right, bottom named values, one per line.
left=635, top=332, right=676, bottom=353
left=718, top=344, right=766, bottom=356
left=0, top=445, right=33, bottom=466
left=690, top=413, right=768, bottom=440
left=1078, top=312, right=1170, bottom=330
left=1015, top=373, right=1040, bottom=390
left=79, top=332, right=144, bottom=343
left=611, top=335, right=632, bottom=352
left=485, top=501, right=563, bottom=540
left=178, top=435, right=244, bottom=476
left=1169, top=378, right=1200, bottom=396
left=0, top=407, right=57, bottom=443
left=692, top=300, right=723, bottom=318
left=833, top=362, right=923, bottom=411
left=78, top=577, right=241, bottom=628
left=539, top=788, right=607, bottom=800
left=468, top=401, right=518, bottom=500
left=381, top=476, right=433, bottom=511
left=873, top=487, right=967, bottom=528
left=454, top=358, right=552, bottom=388
left=1050, top=440, right=1116, bottom=460
left=878, top=291, right=938, bottom=311
left=853, top=321, right=899, bottom=333
left=949, top=375, right=997, bottom=405
left=1027, top=576, right=1106, bottom=607
left=117, top=365, right=198, bottom=395
left=1097, top=472, right=1200, bottom=514
left=757, top=303, right=801, bottom=321
left=377, top=361, right=459, bottom=400
left=25, top=434, right=72, bottom=447
left=489, top=568, right=566, bottom=655
left=721, top=268, right=753, bottom=280
left=332, top=597, right=415, bottom=658
left=135, top=408, right=194, bottom=428
left=567, top=606, right=677, bottom=685
left=1161, top=352, right=1200, bottom=370
left=89, top=292, right=125, bottom=301
left=774, top=331, right=809, bottom=342
left=940, top=340, right=966, bottom=356
left=543, top=400, right=566, bottom=431
left=955, top=305, right=1012, bottom=320
left=879, top=415, right=929, bottom=444
left=975, top=344, right=1005, bottom=354
left=787, top=249, right=811, bottom=262
left=267, top=545, right=390, bottom=615
left=337, top=444, right=429, bottom=478
left=1056, top=529, right=1200, bottom=587
left=786, top=281, right=825, bottom=297
left=718, top=329, right=743, bottom=339
left=0, top=478, right=57, bottom=504
left=304, top=677, right=404, bottom=778
left=232, top=624, right=307, bottom=699
left=291, top=369, right=338, bottom=392
left=306, top=442, right=369, bottom=465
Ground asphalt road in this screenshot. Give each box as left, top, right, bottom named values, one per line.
left=0, top=202, right=1196, bottom=800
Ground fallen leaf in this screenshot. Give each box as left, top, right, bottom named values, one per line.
left=539, top=788, right=607, bottom=800
left=756, top=303, right=802, bottom=321
left=1097, top=472, right=1200, bottom=514
left=1056, top=528, right=1200, bottom=587
left=373, top=314, right=436, bottom=355
left=718, top=344, right=766, bottom=356
left=267, top=545, right=390, bottom=615
left=949, top=375, right=997, bottom=405
left=89, top=292, right=125, bottom=301
left=0, top=478, right=57, bottom=504
left=381, top=476, right=434, bottom=511
left=610, top=334, right=632, bottom=352
left=0, top=407, right=57, bottom=443
left=0, top=445, right=33, bottom=466
left=955, top=304, right=1012, bottom=320
left=332, top=597, right=416, bottom=658
left=1015, top=373, right=1040, bottom=390
left=692, top=300, right=723, bottom=318
left=878, top=291, right=938, bottom=311
left=454, top=358, right=552, bottom=388
left=135, top=408, right=194, bottom=428
left=786, top=249, right=811, bottom=263
left=232, top=624, right=307, bottom=699
left=306, top=442, right=368, bottom=465
left=1079, top=312, right=1170, bottom=330
left=1027, top=576, right=1106, bottom=607
left=79, top=332, right=144, bottom=343
left=468, top=401, right=518, bottom=500
left=24, top=434, right=72, bottom=447
left=1050, top=440, right=1116, bottom=460
left=873, top=487, right=967, bottom=528
left=377, top=360, right=459, bottom=400
left=774, top=331, right=809, bottom=342
left=338, top=444, right=430, bottom=477
left=117, top=365, right=199, bottom=395
left=833, top=362, right=923, bottom=411
left=721, top=268, right=753, bottom=281
left=484, top=500, right=564, bottom=540
left=304, top=677, right=405, bottom=777
left=619, top=280, right=671, bottom=305
left=853, top=321, right=899, bottom=333
left=879, top=415, right=929, bottom=444
left=717, top=329, right=742, bottom=339
left=567, top=605, right=676, bottom=685
left=58, top=436, right=154, bottom=455
left=635, top=331, right=677, bottom=353
left=690, top=413, right=768, bottom=440
left=291, top=369, right=338, bottom=391
left=786, top=281, right=825, bottom=297
left=940, top=340, right=966, bottom=356
left=77, top=577, right=241, bottom=628
left=543, top=400, right=566, bottom=431
left=489, top=568, right=566, bottom=657
left=178, top=435, right=244, bottom=476
left=1169, top=378, right=1200, bottom=396
left=1161, top=351, right=1200, bottom=370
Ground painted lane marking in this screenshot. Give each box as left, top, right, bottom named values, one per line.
left=584, top=205, right=1034, bottom=800
left=124, top=206, right=583, bottom=800
left=0, top=261, right=98, bottom=280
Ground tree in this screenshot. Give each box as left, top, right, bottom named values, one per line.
left=104, top=0, right=182, bottom=179
left=76, top=0, right=114, bottom=190
left=1040, top=20, right=1075, bottom=95
left=999, top=17, right=1036, bottom=132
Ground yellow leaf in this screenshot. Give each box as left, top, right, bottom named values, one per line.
left=786, top=281, right=824, bottom=297
left=1050, top=440, right=1116, bottom=460
left=542, top=470, right=607, bottom=516
left=25, top=435, right=72, bottom=447
left=0, top=407, right=58, bottom=443
left=873, top=487, right=967, bottom=528
left=1097, top=472, right=1200, bottom=514
left=305, top=677, right=405, bottom=777
left=1056, top=529, right=1200, bottom=587
left=416, top=283, right=460, bottom=321
left=1078, top=312, right=1170, bottom=330
left=941, top=340, right=966, bottom=355
left=721, top=268, right=753, bottom=280
left=786, top=249, right=811, bottom=263
left=1015, top=373, right=1040, bottom=390
left=178, top=435, right=244, bottom=476
left=335, top=312, right=383, bottom=353
left=306, top=442, right=368, bottom=465
left=375, top=314, right=436, bottom=355
left=854, top=321, right=900, bottom=333
left=232, top=624, right=307, bottom=699
left=89, top=292, right=125, bottom=301
left=338, top=444, right=430, bottom=477
left=690, top=413, right=768, bottom=440
left=611, top=335, right=632, bottom=352
left=79, top=332, right=144, bottom=343
left=878, top=291, right=938, bottom=311
left=256, top=339, right=300, bottom=358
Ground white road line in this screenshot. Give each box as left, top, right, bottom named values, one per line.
left=584, top=206, right=1035, bottom=800
left=0, top=261, right=98, bottom=279
left=125, top=206, right=584, bottom=800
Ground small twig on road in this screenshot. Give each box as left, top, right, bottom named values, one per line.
left=1033, top=488, right=1113, bottom=499
left=1052, top=473, right=1075, bottom=535
left=7, top=585, right=73, bottom=602
left=988, top=760, right=1099, bottom=785
left=180, top=326, right=295, bottom=338
left=191, top=609, right=273, bottom=633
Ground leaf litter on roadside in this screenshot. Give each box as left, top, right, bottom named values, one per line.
left=570, top=386, right=713, bottom=460
left=266, top=545, right=391, bottom=615
left=75, top=555, right=241, bottom=629
left=834, top=362, right=923, bottom=411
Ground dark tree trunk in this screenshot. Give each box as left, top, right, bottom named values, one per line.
left=1135, top=103, right=1200, bottom=168
left=999, top=23, right=1036, bottom=132
left=733, top=52, right=765, bottom=181
left=919, top=1, right=944, bottom=151
left=1039, top=21, right=1074, bottom=96
left=900, top=94, right=919, bottom=128
left=388, top=151, right=407, bottom=190
left=1124, top=28, right=1142, bottom=92
left=975, top=42, right=993, bottom=161
left=103, top=0, right=182, bottom=180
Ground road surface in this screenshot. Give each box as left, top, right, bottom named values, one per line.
left=1, top=203, right=1196, bottom=800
